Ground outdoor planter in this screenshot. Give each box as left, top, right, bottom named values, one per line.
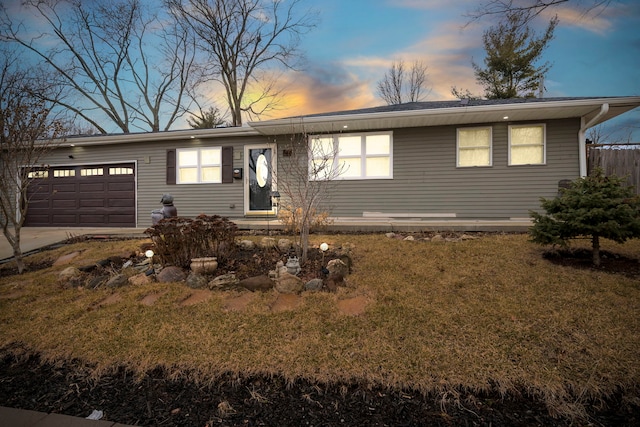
left=190, top=257, right=218, bottom=274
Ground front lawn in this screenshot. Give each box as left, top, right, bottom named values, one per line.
left=1, top=232, right=639, bottom=422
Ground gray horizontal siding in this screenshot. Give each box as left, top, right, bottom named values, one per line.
left=35, top=117, right=581, bottom=227
left=320, top=118, right=581, bottom=219
left=43, top=135, right=269, bottom=227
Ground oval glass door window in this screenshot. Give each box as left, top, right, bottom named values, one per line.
left=256, top=154, right=269, bottom=187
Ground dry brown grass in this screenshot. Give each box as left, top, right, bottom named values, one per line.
left=1, top=233, right=639, bottom=419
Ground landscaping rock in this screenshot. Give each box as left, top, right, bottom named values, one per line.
left=385, top=232, right=395, bottom=238
left=128, top=273, right=151, bottom=286
left=304, top=278, right=324, bottom=291
left=445, top=237, right=461, bottom=243
left=238, top=275, right=274, bottom=292
left=105, top=274, right=128, bottom=288
left=260, top=237, right=276, bottom=248
left=238, top=240, right=256, bottom=251
left=403, top=235, right=415, bottom=241
left=157, top=266, right=186, bottom=283
left=53, top=251, right=81, bottom=266
left=431, top=234, right=444, bottom=242
left=186, top=272, right=209, bottom=289
left=277, top=239, right=292, bottom=252
left=461, top=233, right=477, bottom=240
left=274, top=272, right=303, bottom=294
left=58, top=266, right=82, bottom=282
left=208, top=273, right=240, bottom=290
left=327, top=259, right=349, bottom=277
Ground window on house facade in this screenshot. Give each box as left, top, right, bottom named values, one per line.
left=177, top=147, right=222, bottom=183
left=27, top=170, right=48, bottom=178
left=457, top=127, right=492, bottom=167
left=109, top=167, right=133, bottom=175
left=309, top=132, right=392, bottom=180
left=81, top=168, right=103, bottom=176
left=509, top=124, right=546, bottom=165
left=53, top=169, right=75, bottom=177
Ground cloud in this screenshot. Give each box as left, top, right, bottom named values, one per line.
left=260, top=63, right=379, bottom=119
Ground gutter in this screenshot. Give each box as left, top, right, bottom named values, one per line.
left=578, top=103, right=609, bottom=177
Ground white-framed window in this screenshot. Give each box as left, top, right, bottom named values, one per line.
left=54, top=169, right=76, bottom=177
left=177, top=147, right=222, bottom=184
left=457, top=127, right=492, bottom=167
left=81, top=168, right=103, bottom=176
left=509, top=124, right=546, bottom=165
left=309, top=131, right=393, bottom=180
left=109, top=167, right=133, bottom=175
left=27, top=170, right=48, bottom=179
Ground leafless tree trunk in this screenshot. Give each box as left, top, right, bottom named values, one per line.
left=0, top=51, right=65, bottom=273
left=465, top=0, right=612, bottom=25
left=0, top=0, right=197, bottom=133
left=377, top=60, right=430, bottom=105
left=167, top=0, right=318, bottom=126
left=271, top=126, right=345, bottom=263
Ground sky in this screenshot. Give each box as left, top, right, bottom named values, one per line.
left=251, top=0, right=640, bottom=142
left=4, top=0, right=640, bottom=141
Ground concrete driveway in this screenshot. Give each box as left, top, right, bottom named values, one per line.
left=0, top=227, right=147, bottom=262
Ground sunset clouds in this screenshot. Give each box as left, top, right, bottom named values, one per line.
left=261, top=0, right=639, bottom=140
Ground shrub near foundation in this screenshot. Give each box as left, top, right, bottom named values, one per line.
left=145, top=214, right=237, bottom=268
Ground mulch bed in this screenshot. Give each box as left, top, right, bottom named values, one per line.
left=543, top=248, right=640, bottom=279
left=1, top=352, right=638, bottom=426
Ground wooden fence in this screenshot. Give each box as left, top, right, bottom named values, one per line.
left=587, top=144, right=640, bottom=194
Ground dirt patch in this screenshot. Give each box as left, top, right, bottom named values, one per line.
left=52, top=251, right=81, bottom=266
left=223, top=293, right=254, bottom=312
left=270, top=293, right=302, bottom=313
left=337, top=295, right=368, bottom=316
left=0, top=291, right=26, bottom=300
left=96, top=293, right=122, bottom=307
left=139, top=292, right=166, bottom=307
left=179, top=290, right=212, bottom=307
left=543, top=248, right=640, bottom=278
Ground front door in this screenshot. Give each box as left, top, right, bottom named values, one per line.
left=244, top=145, right=276, bottom=215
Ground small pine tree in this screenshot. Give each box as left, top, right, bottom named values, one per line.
left=529, top=169, right=640, bottom=267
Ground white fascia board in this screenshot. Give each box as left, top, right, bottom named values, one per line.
left=55, top=126, right=259, bottom=147
left=249, top=97, right=640, bottom=135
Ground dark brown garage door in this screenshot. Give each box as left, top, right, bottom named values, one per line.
left=25, top=163, right=136, bottom=227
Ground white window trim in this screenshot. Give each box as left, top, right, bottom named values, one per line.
left=176, top=147, right=222, bottom=184
left=508, top=123, right=547, bottom=166
left=456, top=126, right=493, bottom=168
left=309, top=131, right=393, bottom=180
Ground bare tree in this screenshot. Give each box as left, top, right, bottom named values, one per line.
left=587, top=123, right=633, bottom=145
left=272, top=127, right=345, bottom=263
left=167, top=0, right=318, bottom=126
left=377, top=60, right=430, bottom=105
left=0, top=0, right=197, bottom=133
left=0, top=52, right=65, bottom=273
left=466, top=0, right=612, bottom=24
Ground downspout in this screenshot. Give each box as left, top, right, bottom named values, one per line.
left=578, top=103, right=609, bottom=177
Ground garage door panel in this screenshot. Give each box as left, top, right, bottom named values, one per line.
left=26, top=162, right=135, bottom=227
left=51, top=215, right=80, bottom=224
left=108, top=199, right=134, bottom=207
left=80, top=199, right=106, bottom=207
left=51, top=200, right=77, bottom=209
left=79, top=183, right=106, bottom=192
left=108, top=214, right=135, bottom=223
left=52, top=183, right=77, bottom=193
